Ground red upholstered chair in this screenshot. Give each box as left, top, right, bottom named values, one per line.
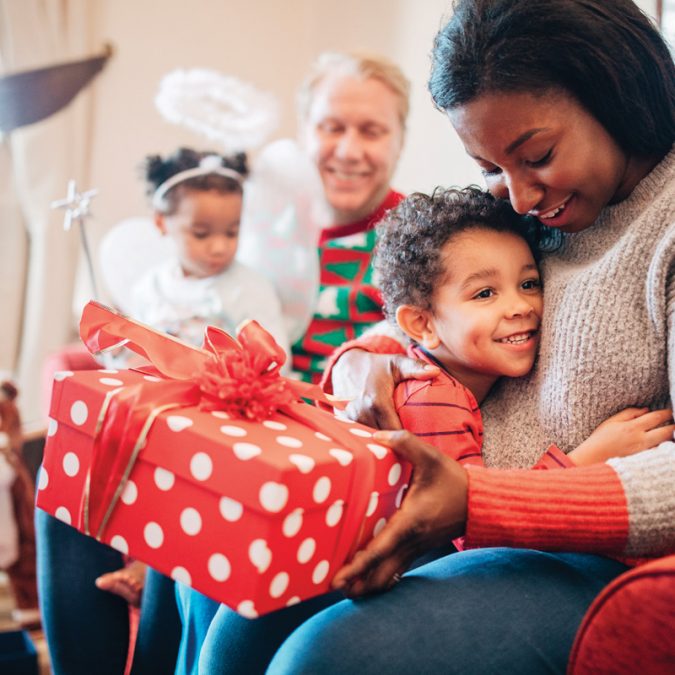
left=568, top=555, right=675, bottom=674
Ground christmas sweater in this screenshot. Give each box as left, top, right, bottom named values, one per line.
left=291, top=190, right=404, bottom=382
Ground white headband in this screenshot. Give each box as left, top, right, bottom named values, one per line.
left=152, top=155, right=244, bottom=210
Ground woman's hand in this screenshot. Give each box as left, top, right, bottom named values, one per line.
left=332, top=430, right=468, bottom=597
left=331, top=349, right=439, bottom=429
left=570, top=407, right=675, bottom=466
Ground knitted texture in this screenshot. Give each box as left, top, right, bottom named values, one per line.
left=478, top=148, right=675, bottom=556
left=291, top=190, right=404, bottom=382
left=465, top=464, right=629, bottom=551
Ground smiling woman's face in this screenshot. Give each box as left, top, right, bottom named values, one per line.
left=448, top=89, right=641, bottom=233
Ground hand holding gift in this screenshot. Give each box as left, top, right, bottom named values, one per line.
left=37, top=302, right=411, bottom=617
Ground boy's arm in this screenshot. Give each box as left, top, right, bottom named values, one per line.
left=531, top=407, right=675, bottom=469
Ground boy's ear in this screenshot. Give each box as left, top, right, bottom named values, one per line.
left=395, top=305, right=440, bottom=349
left=153, top=212, right=168, bottom=235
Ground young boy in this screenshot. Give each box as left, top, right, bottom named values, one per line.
left=376, top=187, right=671, bottom=480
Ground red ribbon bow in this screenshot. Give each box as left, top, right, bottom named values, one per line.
left=77, top=302, right=376, bottom=582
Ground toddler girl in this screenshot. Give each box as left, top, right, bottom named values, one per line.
left=129, top=147, right=288, bottom=353
left=96, top=147, right=289, bottom=609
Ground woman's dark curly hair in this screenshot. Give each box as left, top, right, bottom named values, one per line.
left=376, top=186, right=541, bottom=321
left=429, top=0, right=675, bottom=157
left=143, top=147, right=249, bottom=214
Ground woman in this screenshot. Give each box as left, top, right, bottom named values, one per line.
left=261, top=1, right=675, bottom=672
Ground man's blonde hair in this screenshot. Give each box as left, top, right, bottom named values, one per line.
left=298, top=52, right=411, bottom=130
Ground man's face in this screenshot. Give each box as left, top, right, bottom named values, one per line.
left=303, top=74, right=404, bottom=225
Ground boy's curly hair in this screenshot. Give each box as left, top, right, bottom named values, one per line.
left=376, top=186, right=541, bottom=321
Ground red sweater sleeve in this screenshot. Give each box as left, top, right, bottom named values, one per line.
left=464, top=463, right=630, bottom=553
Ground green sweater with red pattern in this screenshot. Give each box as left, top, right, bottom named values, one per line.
left=291, top=190, right=404, bottom=382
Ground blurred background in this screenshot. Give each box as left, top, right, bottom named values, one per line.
left=0, top=0, right=662, bottom=428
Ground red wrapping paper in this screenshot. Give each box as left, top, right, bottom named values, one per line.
left=36, top=303, right=411, bottom=616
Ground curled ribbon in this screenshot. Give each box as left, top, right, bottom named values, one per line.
left=78, top=301, right=375, bottom=580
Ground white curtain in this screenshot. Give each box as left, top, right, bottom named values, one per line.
left=0, top=0, right=97, bottom=427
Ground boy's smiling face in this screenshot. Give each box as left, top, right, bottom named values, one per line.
left=412, top=228, right=543, bottom=401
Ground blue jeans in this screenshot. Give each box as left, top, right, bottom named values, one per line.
left=268, top=548, right=628, bottom=674
left=35, top=509, right=181, bottom=675
left=183, top=547, right=626, bottom=674
left=175, top=544, right=456, bottom=674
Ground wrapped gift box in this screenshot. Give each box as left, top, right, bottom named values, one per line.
left=37, top=318, right=411, bottom=616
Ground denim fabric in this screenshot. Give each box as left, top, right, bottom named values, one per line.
left=36, top=509, right=130, bottom=675
left=35, top=509, right=181, bottom=675
left=175, top=544, right=457, bottom=674
left=131, top=569, right=181, bottom=674
left=267, top=548, right=628, bottom=675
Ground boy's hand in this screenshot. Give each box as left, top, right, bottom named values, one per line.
left=570, top=407, right=675, bottom=466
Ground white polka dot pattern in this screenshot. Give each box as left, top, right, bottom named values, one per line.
left=388, top=463, right=402, bottom=486
left=167, top=415, right=193, bottom=432
left=220, top=425, right=247, bottom=437
left=263, top=420, right=286, bottom=431
left=297, top=538, right=316, bottom=564
left=367, top=443, right=388, bottom=459
left=180, top=507, right=202, bottom=535
left=312, top=477, right=331, bottom=504
left=171, top=567, right=192, bottom=586
left=121, top=480, right=138, bottom=505
left=325, top=501, right=344, bottom=527
left=282, top=509, right=303, bottom=537
left=249, top=539, right=272, bottom=573
left=288, top=454, right=315, bottom=474
left=219, top=497, right=243, bottom=521
left=366, top=492, right=379, bottom=517
left=190, top=453, right=213, bottom=481
left=144, top=522, right=164, bottom=548
left=55, top=507, right=71, bottom=524
left=37, top=366, right=413, bottom=617
left=110, top=535, right=129, bottom=554
left=269, top=572, right=289, bottom=598
left=312, top=561, right=330, bottom=584
left=259, top=482, right=288, bottom=512
left=328, top=448, right=353, bottom=466
left=208, top=553, right=231, bottom=582
left=154, top=467, right=175, bottom=491
left=70, top=401, right=88, bottom=426
left=232, top=442, right=261, bottom=460
left=237, top=600, right=258, bottom=619
left=37, top=467, right=48, bottom=491
left=276, top=435, right=303, bottom=448
left=62, top=452, right=80, bottom=477
left=99, top=377, right=124, bottom=386
left=373, top=518, right=387, bottom=536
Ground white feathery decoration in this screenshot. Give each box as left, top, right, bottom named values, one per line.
left=155, top=68, right=279, bottom=152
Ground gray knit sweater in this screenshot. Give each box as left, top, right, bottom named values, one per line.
left=480, top=147, right=675, bottom=556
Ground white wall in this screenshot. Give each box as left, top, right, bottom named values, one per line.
left=86, top=0, right=660, bottom=232
left=86, top=0, right=480, bottom=238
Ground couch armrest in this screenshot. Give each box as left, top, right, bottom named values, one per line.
left=568, top=555, right=675, bottom=674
